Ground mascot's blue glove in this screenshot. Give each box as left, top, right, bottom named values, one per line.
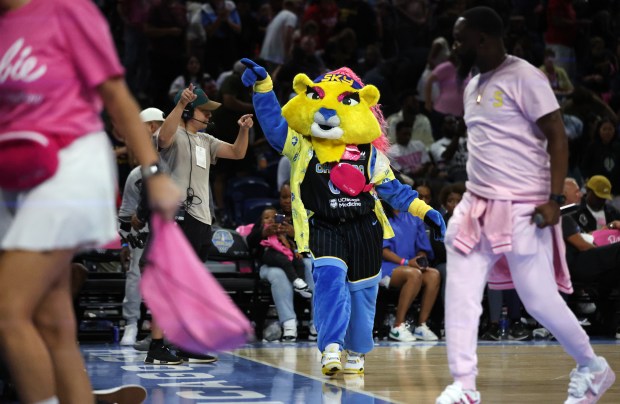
left=240, top=58, right=268, bottom=87
left=424, top=209, right=446, bottom=241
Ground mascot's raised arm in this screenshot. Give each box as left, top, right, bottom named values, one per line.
left=241, top=58, right=445, bottom=377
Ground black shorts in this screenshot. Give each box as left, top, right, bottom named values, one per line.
left=309, top=213, right=383, bottom=282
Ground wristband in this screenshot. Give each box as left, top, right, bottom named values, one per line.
left=121, top=242, right=129, bottom=248
left=400, top=258, right=406, bottom=266
left=405, top=259, right=409, bottom=266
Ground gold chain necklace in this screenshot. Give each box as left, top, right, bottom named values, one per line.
left=476, top=55, right=508, bottom=104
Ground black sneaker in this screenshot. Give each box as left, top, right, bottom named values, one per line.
left=176, top=349, right=218, bottom=363
left=144, top=344, right=182, bottom=365
left=508, top=321, right=531, bottom=341
left=480, top=323, right=502, bottom=341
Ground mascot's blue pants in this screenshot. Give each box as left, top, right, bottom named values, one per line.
left=312, top=258, right=378, bottom=353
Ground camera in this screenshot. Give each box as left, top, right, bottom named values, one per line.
left=275, top=213, right=286, bottom=224
left=416, top=256, right=429, bottom=268
left=125, top=231, right=148, bottom=249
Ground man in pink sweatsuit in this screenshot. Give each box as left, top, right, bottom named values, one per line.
left=435, top=7, right=616, bottom=404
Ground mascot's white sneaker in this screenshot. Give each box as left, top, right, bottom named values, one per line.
left=343, top=350, right=365, bottom=374
left=321, top=343, right=342, bottom=377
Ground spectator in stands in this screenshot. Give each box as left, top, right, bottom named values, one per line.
left=168, top=55, right=217, bottom=102
left=259, top=0, right=301, bottom=73
left=563, top=177, right=620, bottom=277
left=144, top=0, right=187, bottom=110
left=257, top=207, right=312, bottom=298
left=380, top=201, right=441, bottom=342
left=480, top=288, right=531, bottom=341
left=117, top=0, right=152, bottom=100
left=211, top=60, right=255, bottom=220
left=580, top=117, right=620, bottom=188
left=247, top=181, right=316, bottom=342
left=429, top=115, right=462, bottom=179
left=573, top=175, right=620, bottom=233
left=302, top=0, right=339, bottom=51
left=119, top=108, right=166, bottom=347
left=277, top=156, right=292, bottom=191
left=424, top=53, right=467, bottom=139
left=416, top=37, right=451, bottom=109
left=581, top=36, right=617, bottom=101
left=0, top=1, right=180, bottom=402
left=441, top=115, right=468, bottom=183
left=540, top=48, right=574, bottom=100
left=439, top=182, right=466, bottom=224
left=543, top=0, right=578, bottom=80
left=562, top=178, right=620, bottom=332
left=322, top=28, right=359, bottom=71
left=201, top=0, right=242, bottom=78
left=387, top=121, right=432, bottom=184
left=336, top=0, right=378, bottom=52
left=387, top=90, right=434, bottom=148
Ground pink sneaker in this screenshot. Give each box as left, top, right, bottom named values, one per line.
left=565, top=356, right=615, bottom=403
left=436, top=381, right=481, bottom=404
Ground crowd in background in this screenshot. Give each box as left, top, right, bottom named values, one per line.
left=96, top=0, right=620, bottom=340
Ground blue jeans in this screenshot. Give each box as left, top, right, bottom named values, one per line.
left=259, top=258, right=314, bottom=325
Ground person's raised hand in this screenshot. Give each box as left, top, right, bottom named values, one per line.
left=238, top=114, right=254, bottom=129
left=178, top=83, right=197, bottom=107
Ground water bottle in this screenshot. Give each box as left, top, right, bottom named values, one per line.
left=498, top=306, right=509, bottom=340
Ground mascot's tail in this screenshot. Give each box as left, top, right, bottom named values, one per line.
left=329, top=67, right=390, bottom=153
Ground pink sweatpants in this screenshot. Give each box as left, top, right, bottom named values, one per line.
left=444, top=198, right=595, bottom=390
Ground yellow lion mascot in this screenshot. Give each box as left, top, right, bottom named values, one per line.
left=241, top=58, right=445, bottom=377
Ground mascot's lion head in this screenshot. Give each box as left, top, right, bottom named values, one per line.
left=282, top=67, right=389, bottom=163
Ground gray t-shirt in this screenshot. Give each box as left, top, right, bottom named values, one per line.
left=159, top=126, right=223, bottom=224
left=118, top=166, right=142, bottom=217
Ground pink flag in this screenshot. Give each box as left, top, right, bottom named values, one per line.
left=141, top=214, right=253, bottom=353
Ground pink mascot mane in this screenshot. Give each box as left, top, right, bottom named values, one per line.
left=328, top=67, right=390, bottom=153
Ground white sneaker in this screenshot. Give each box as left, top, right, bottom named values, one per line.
left=282, top=320, right=297, bottom=342
left=379, top=275, right=391, bottom=288
left=565, top=357, right=615, bottom=403
left=414, top=323, right=439, bottom=341
left=389, top=323, right=416, bottom=342
left=308, top=324, right=317, bottom=341
left=321, top=343, right=342, bottom=376
left=293, top=278, right=313, bottom=298
left=436, top=381, right=481, bottom=404
left=120, top=323, right=138, bottom=346
left=343, top=350, right=365, bottom=374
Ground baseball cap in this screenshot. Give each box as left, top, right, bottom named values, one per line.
left=174, top=88, right=221, bottom=111
left=139, top=108, right=165, bottom=123
left=586, top=175, right=613, bottom=200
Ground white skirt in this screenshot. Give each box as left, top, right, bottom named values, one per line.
left=0, top=132, right=118, bottom=251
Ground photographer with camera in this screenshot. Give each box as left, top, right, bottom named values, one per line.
left=117, top=108, right=165, bottom=347
left=380, top=200, right=441, bottom=342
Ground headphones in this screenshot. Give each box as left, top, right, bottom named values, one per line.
left=181, top=103, right=195, bottom=122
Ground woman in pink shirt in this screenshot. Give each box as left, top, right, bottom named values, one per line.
left=424, top=54, right=467, bottom=139
left=0, top=1, right=180, bottom=403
